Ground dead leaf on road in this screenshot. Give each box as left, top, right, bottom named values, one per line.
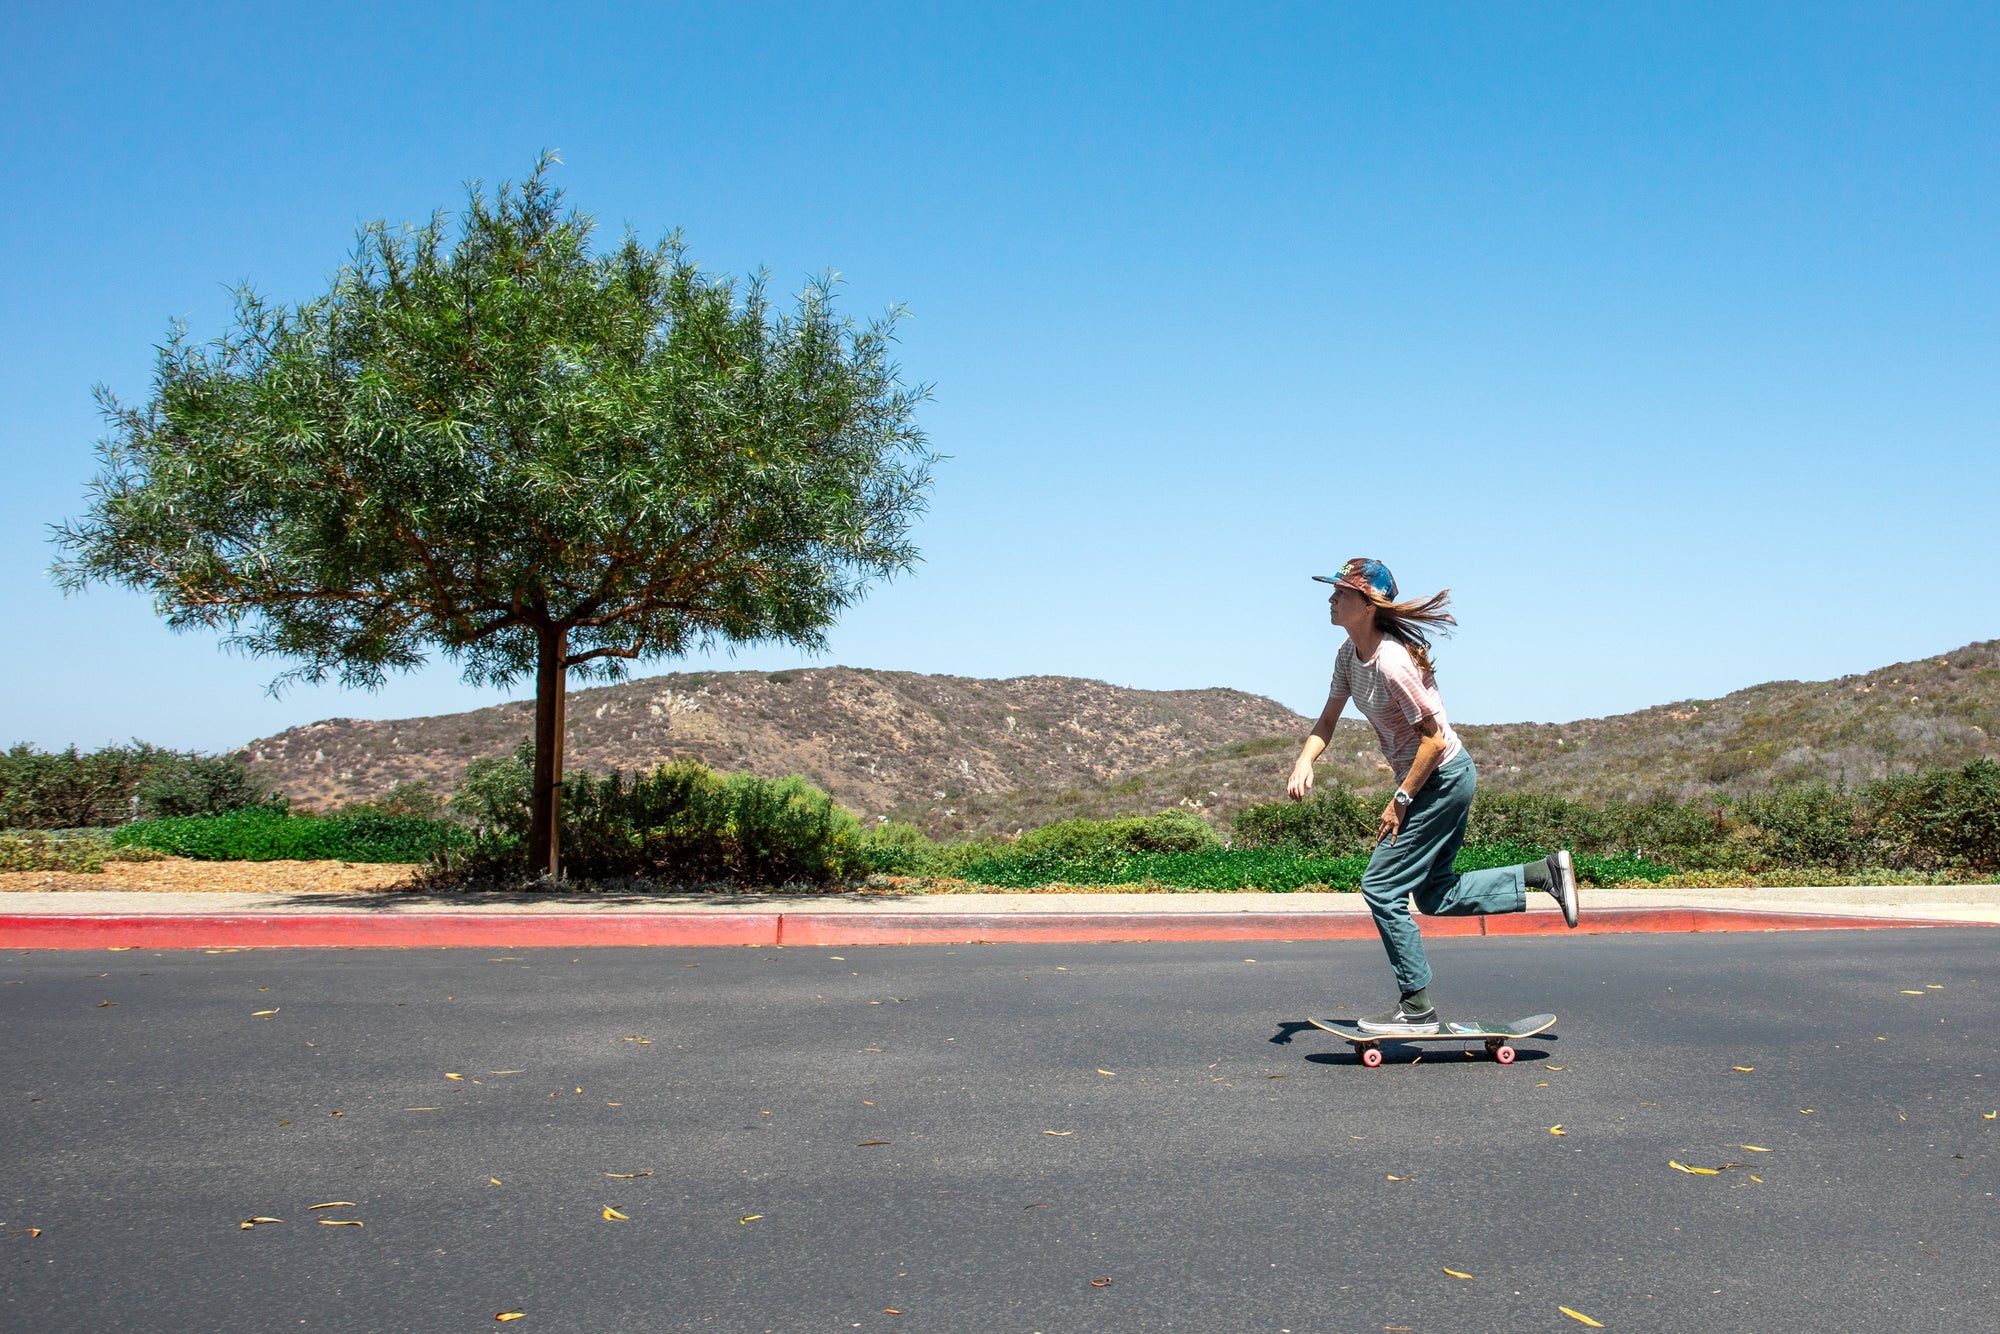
left=738, top=1215, right=762, bottom=1224
left=1732, top=1066, right=1753, bottom=1072
left=489, top=1178, right=503, bottom=1186
left=1739, top=1145, right=1770, bottom=1152
left=308, top=1202, right=356, bottom=1210
left=1559, top=1307, right=1604, bottom=1327
left=445, top=1073, right=465, bottom=1081
left=604, top=1171, right=653, bottom=1178
left=1024, top=1203, right=1047, bottom=1210
left=495, top=1313, right=526, bottom=1322
left=1386, top=1175, right=1414, bottom=1182
left=1097, top=1069, right=1116, bottom=1077
left=239, top=1217, right=282, bottom=1228
left=97, top=1001, right=116, bottom=1008
left=1089, top=1277, right=1113, bottom=1287
left=1442, top=1267, right=1473, bottom=1279
left=1549, top=1126, right=1566, bottom=1136
left=318, top=1219, right=363, bottom=1227
left=856, top=1142, right=889, bottom=1148
left=602, top=1207, right=630, bottom=1221
left=252, top=1009, right=279, bottom=1018
left=1043, top=1130, right=1073, bottom=1136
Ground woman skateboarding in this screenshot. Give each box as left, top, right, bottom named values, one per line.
left=1287, top=558, right=1579, bottom=1035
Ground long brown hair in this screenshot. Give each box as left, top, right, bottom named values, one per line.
left=1362, top=586, right=1456, bottom=675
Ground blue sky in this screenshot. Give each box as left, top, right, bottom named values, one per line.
left=5, top=2, right=1997, bottom=753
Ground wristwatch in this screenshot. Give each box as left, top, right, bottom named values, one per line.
left=1393, top=789, right=1412, bottom=808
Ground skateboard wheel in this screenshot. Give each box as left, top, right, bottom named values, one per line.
left=1361, top=1046, right=1384, bottom=1068
left=1493, top=1043, right=1516, bottom=1064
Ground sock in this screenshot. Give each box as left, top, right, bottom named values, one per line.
left=1400, top=986, right=1432, bottom=1014
left=1521, top=856, right=1555, bottom=891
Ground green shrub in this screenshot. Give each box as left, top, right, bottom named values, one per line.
left=0, top=743, right=274, bottom=829
left=1232, top=785, right=1372, bottom=853
left=145, top=755, right=277, bottom=819
left=541, top=760, right=869, bottom=884
left=1865, top=758, right=2000, bottom=873
left=111, top=807, right=466, bottom=863
left=1015, top=810, right=1221, bottom=859
left=1735, top=782, right=1864, bottom=870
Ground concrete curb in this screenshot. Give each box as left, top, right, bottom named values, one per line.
left=3, top=906, right=1986, bottom=950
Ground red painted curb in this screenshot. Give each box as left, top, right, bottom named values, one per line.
left=0, top=906, right=1981, bottom=950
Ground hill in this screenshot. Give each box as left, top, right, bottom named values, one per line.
left=240, top=641, right=2000, bottom=838
left=239, top=668, right=1308, bottom=824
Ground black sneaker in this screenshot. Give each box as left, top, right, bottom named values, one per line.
left=1357, top=1004, right=1442, bottom=1035
left=1547, top=849, right=1579, bottom=928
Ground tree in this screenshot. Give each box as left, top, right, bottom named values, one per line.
left=53, top=156, right=935, bottom=876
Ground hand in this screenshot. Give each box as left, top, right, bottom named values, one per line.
left=1376, top=797, right=1405, bottom=845
left=1287, top=757, right=1315, bottom=801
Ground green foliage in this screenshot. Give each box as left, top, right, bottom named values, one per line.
left=449, top=744, right=536, bottom=838
left=0, top=832, right=109, bottom=873
left=1232, top=784, right=1373, bottom=853
left=111, top=807, right=466, bottom=863
left=1, top=742, right=270, bottom=829
left=458, top=759, right=870, bottom=885
left=1867, top=757, right=2000, bottom=873
left=1015, top=810, right=1222, bottom=859
left=340, top=779, right=445, bottom=820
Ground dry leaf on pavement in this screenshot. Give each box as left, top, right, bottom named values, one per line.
left=602, top=1207, right=630, bottom=1222
left=1559, top=1307, right=1604, bottom=1327
left=1442, top=1267, right=1473, bottom=1280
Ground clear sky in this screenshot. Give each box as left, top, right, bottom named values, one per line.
left=5, top=2, right=1997, bottom=753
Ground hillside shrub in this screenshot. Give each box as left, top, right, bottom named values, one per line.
left=111, top=807, right=466, bottom=863
left=1, top=831, right=109, bottom=873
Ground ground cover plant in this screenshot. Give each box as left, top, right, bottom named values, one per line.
left=110, top=807, right=466, bottom=864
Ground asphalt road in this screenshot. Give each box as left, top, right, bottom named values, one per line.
left=3, top=931, right=1994, bottom=1333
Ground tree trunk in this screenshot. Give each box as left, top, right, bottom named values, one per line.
left=527, top=624, right=568, bottom=878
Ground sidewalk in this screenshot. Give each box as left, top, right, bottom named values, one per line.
left=4, top=884, right=1995, bottom=949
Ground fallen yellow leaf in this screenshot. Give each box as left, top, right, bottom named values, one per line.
left=1732, top=1066, right=1753, bottom=1072
left=444, top=1073, right=464, bottom=1081
left=739, top=1215, right=762, bottom=1224
left=495, top=1313, right=526, bottom=1322
left=1559, top=1306, right=1604, bottom=1327
left=1089, top=1277, right=1113, bottom=1287
left=107, top=946, right=134, bottom=951
left=239, top=1217, right=283, bottom=1228
left=318, top=1219, right=363, bottom=1227
left=1801, top=1109, right=1814, bottom=1114
left=1749, top=1175, right=1764, bottom=1183
left=307, top=1202, right=356, bottom=1210
left=23, top=1228, right=42, bottom=1237
left=1926, top=984, right=1944, bottom=989
left=885, top=1310, right=901, bottom=1316
left=604, top=1171, right=653, bottom=1178
left=1549, top=1126, right=1566, bottom=1135
left=1097, top=1069, right=1116, bottom=1076
left=828, top=956, right=844, bottom=961
left=405, top=1107, right=442, bottom=1112
left=856, top=1141, right=889, bottom=1147
left=1546, top=1066, right=1565, bottom=1071
left=1443, top=1267, right=1473, bottom=1279
left=1386, top=1174, right=1413, bottom=1182
left=1739, top=1145, right=1770, bottom=1152
left=97, top=1001, right=116, bottom=1007
left=490, top=1178, right=503, bottom=1186
left=1043, top=1130, right=1073, bottom=1136
left=1985, top=1111, right=1997, bottom=1120
left=252, top=1009, right=279, bottom=1017
left=489, top=1070, right=525, bottom=1075
left=602, top=1207, right=630, bottom=1221
left=1901, top=990, right=1925, bottom=995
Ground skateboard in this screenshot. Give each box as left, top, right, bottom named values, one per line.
left=1307, top=1013, right=1556, bottom=1067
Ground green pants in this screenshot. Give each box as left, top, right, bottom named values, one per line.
left=1360, top=751, right=1526, bottom=995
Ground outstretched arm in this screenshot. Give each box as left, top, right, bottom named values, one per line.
left=1288, top=693, right=1348, bottom=800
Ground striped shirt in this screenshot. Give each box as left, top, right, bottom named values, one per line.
left=1329, top=637, right=1463, bottom=784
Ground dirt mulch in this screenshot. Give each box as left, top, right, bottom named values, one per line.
left=0, top=857, right=422, bottom=894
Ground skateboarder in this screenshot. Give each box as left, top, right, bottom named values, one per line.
left=1287, top=558, right=1579, bottom=1035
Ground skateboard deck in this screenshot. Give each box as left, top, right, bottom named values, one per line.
left=1307, top=1013, right=1555, bottom=1066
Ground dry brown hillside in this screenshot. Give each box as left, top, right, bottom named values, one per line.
left=239, top=668, right=1309, bottom=821
left=241, top=641, right=2000, bottom=839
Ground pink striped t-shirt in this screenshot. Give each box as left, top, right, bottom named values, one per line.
left=1329, top=637, right=1463, bottom=784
